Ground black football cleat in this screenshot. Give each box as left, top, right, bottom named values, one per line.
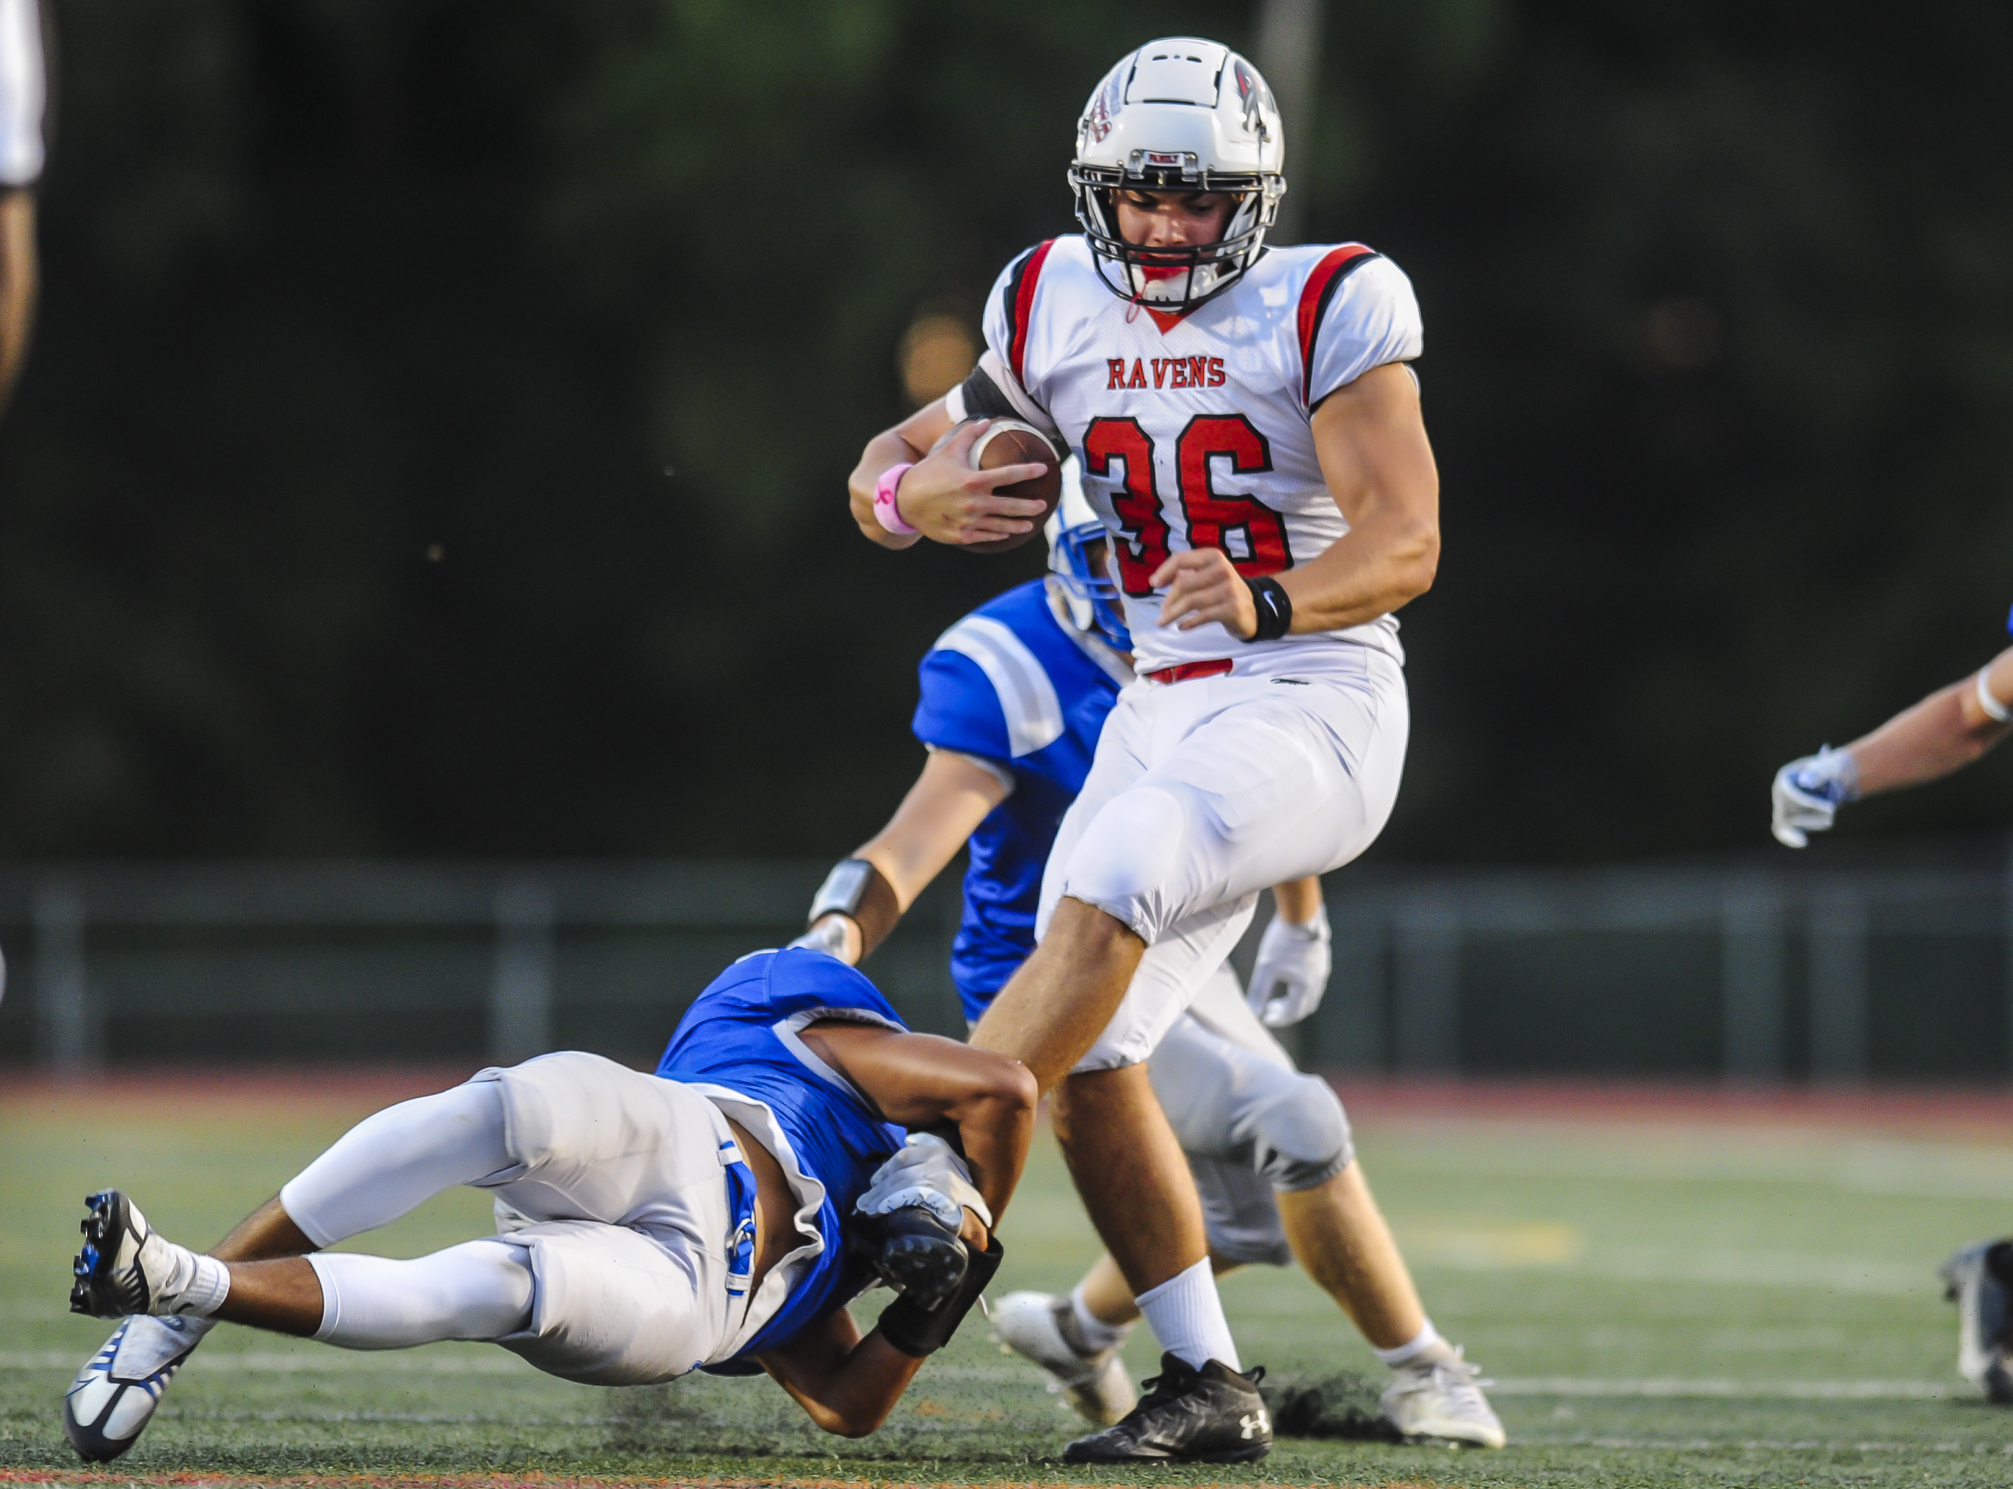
left=872, top=1204, right=969, bottom=1310
left=1940, top=1238, right=2013, bottom=1404
left=71, top=1191, right=161, bottom=1319
left=1063, top=1352, right=1272, bottom=1463
left=62, top=1313, right=209, bottom=1461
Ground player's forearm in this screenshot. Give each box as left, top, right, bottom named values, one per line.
left=850, top=429, right=928, bottom=549
left=766, top=1319, right=923, bottom=1437
left=1279, top=503, right=1439, bottom=632
left=0, top=191, right=38, bottom=415
left=854, top=756, right=1009, bottom=909
left=853, top=836, right=952, bottom=913
left=1845, top=680, right=2013, bottom=796
left=797, top=842, right=928, bottom=965
left=1272, top=877, right=1324, bottom=924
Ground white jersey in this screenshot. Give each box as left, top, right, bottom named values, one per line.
left=954, top=234, right=1422, bottom=678
left=0, top=0, right=42, bottom=188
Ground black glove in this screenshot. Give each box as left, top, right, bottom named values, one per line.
left=876, top=1232, right=1004, bottom=1358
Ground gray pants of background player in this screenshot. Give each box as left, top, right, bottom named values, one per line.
left=1147, top=963, right=1354, bottom=1267
left=965, top=961, right=1352, bottom=1267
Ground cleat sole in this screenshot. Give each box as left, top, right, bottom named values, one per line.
left=870, top=1207, right=969, bottom=1310
left=69, top=1190, right=147, bottom=1319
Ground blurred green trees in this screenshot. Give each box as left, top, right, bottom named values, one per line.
left=0, top=0, right=2008, bottom=861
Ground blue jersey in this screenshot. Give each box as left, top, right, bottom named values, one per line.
left=911, top=579, right=1129, bottom=1021
left=655, top=947, right=907, bottom=1361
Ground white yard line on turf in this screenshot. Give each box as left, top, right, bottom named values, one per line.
left=1404, top=1242, right=1930, bottom=1294
left=1521, top=1437, right=2013, bottom=1454
left=1492, top=1377, right=1955, bottom=1399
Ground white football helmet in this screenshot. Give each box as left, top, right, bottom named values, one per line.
left=1069, top=38, right=1286, bottom=311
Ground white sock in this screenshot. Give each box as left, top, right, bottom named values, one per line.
left=1069, top=1283, right=1133, bottom=1353
left=280, top=1081, right=516, bottom=1248
left=1373, top=1318, right=1445, bottom=1369
left=142, top=1236, right=231, bottom=1318
left=1134, top=1257, right=1240, bottom=1372
left=309, top=1240, right=534, bottom=1349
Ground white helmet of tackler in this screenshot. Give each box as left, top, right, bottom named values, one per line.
left=1069, top=37, right=1286, bottom=312
left=1046, top=457, right=1130, bottom=651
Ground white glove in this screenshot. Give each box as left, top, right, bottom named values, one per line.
left=1770, top=747, right=1859, bottom=848
left=854, top=1132, right=992, bottom=1231
left=1246, top=902, right=1332, bottom=1028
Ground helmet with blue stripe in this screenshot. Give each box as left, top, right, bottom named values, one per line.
left=1045, top=457, right=1130, bottom=652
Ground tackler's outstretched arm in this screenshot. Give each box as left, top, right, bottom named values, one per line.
left=795, top=749, right=1009, bottom=964
left=1840, top=643, right=2013, bottom=794
left=1771, top=643, right=2013, bottom=847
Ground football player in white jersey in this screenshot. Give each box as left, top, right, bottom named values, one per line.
left=0, top=0, right=44, bottom=415
left=802, top=478, right=1500, bottom=1447
left=847, top=39, right=1442, bottom=1461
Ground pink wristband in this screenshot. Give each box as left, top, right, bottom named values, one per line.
left=874, top=463, right=917, bottom=535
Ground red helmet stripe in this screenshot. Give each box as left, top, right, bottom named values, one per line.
left=1296, top=244, right=1376, bottom=406
left=1008, top=239, right=1058, bottom=387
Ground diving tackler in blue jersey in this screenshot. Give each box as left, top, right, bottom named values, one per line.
left=60, top=946, right=1017, bottom=1463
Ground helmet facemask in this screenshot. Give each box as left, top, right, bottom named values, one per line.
left=1045, top=459, right=1132, bottom=652
left=1049, top=524, right=1131, bottom=652
left=1070, top=163, right=1282, bottom=312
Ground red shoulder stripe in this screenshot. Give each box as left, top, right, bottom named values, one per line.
left=1297, top=245, right=1377, bottom=406
left=1007, top=239, right=1057, bottom=387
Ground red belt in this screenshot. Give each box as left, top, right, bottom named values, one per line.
left=1143, top=658, right=1234, bottom=685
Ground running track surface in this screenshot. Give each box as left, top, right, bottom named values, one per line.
left=0, top=1476, right=1362, bottom=1489
left=4, top=1067, right=2011, bottom=1140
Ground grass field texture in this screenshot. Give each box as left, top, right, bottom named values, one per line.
left=5, top=1073, right=2013, bottom=1487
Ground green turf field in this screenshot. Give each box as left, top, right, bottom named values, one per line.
left=6, top=1079, right=2013, bottom=1487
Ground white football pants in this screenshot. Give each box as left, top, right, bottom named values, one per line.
left=1040, top=647, right=1408, bottom=1070
left=278, top=1053, right=752, bottom=1384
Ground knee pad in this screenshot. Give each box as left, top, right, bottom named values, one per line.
left=1191, top=1155, right=1294, bottom=1267
left=1249, top=1075, right=1353, bottom=1192
left=1062, top=785, right=1191, bottom=940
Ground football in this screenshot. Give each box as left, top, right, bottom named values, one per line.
left=963, top=419, right=1061, bottom=553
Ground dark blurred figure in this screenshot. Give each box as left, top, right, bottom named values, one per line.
left=0, top=0, right=43, bottom=416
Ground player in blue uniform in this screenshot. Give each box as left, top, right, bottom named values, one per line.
left=1771, top=624, right=2013, bottom=1401
left=794, top=472, right=1502, bottom=1449
left=60, top=948, right=1035, bottom=1461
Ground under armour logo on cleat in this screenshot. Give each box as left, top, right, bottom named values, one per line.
left=1240, top=1408, right=1269, bottom=1438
